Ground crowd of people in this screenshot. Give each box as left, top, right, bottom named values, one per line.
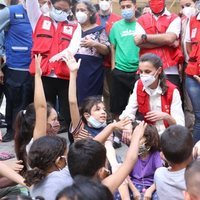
left=0, top=0, right=200, bottom=199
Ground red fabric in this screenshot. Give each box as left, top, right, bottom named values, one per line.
left=137, top=80, right=176, bottom=128
left=185, top=16, right=200, bottom=76
left=149, top=0, right=165, bottom=14
left=138, top=13, right=183, bottom=69
left=96, top=13, right=121, bottom=68
left=29, top=15, right=78, bottom=80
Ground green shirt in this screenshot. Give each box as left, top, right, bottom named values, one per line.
left=109, top=19, right=139, bottom=72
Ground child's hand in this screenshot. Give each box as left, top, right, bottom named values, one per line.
left=34, top=54, right=42, bottom=76
left=133, top=189, right=141, bottom=200
left=4, top=159, right=24, bottom=173
left=132, top=121, right=147, bottom=140
left=62, top=52, right=81, bottom=72
left=121, top=122, right=133, bottom=145
left=113, top=118, right=131, bottom=130
left=143, top=188, right=153, bottom=200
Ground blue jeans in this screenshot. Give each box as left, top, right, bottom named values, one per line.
left=185, top=76, right=200, bottom=143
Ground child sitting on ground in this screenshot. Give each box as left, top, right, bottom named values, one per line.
left=128, top=124, right=162, bottom=200
left=154, top=125, right=193, bottom=200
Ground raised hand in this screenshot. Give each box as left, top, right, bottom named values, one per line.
left=132, top=121, right=147, bottom=140
left=62, top=52, right=81, bottom=72
left=34, top=54, right=42, bottom=76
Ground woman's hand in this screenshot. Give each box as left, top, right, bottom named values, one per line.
left=80, top=37, right=97, bottom=48
left=34, top=54, right=42, bottom=77
left=145, top=110, right=168, bottom=122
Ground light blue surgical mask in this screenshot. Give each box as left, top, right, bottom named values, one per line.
left=50, top=7, right=69, bottom=22
left=87, top=116, right=107, bottom=129
left=121, top=8, right=134, bottom=20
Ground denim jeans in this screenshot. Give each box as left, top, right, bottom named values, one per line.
left=185, top=76, right=200, bottom=143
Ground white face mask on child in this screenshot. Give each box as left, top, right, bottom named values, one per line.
left=87, top=116, right=107, bottom=129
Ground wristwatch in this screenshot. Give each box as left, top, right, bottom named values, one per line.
left=141, top=34, right=147, bottom=43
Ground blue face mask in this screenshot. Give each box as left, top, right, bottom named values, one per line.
left=87, top=116, right=107, bottom=129
left=121, top=8, right=134, bottom=20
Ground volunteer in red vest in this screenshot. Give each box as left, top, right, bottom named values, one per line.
left=120, top=53, right=184, bottom=137
left=96, top=0, right=121, bottom=113
left=134, top=0, right=183, bottom=89
left=26, top=0, right=82, bottom=143
left=185, top=0, right=200, bottom=143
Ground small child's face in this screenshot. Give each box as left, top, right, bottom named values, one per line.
left=90, top=103, right=107, bottom=123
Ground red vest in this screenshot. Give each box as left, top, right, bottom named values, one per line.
left=96, top=13, right=121, bottom=68
left=137, top=13, right=183, bottom=69
left=185, top=15, right=200, bottom=76
left=29, top=15, right=78, bottom=80
left=137, top=80, right=176, bottom=128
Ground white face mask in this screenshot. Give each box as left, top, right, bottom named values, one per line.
left=182, top=6, right=196, bottom=18
left=49, top=7, right=68, bottom=22
left=87, top=116, right=107, bottom=129
left=99, top=1, right=110, bottom=11
left=140, top=73, right=156, bottom=88
left=75, top=11, right=88, bottom=24
left=40, top=2, right=50, bottom=14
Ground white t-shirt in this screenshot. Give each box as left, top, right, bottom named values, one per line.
left=154, top=167, right=186, bottom=200
left=30, top=166, right=73, bottom=200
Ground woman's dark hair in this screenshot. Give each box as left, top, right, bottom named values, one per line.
left=79, top=96, right=104, bottom=124
left=68, top=138, right=106, bottom=178
left=24, top=136, right=67, bottom=187
left=14, top=103, right=53, bottom=174
left=56, top=176, right=113, bottom=200
left=139, top=53, right=168, bottom=94
left=51, top=0, right=72, bottom=6
left=75, top=0, right=97, bottom=24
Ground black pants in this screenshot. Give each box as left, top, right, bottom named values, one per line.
left=42, top=76, right=73, bottom=143
left=3, top=67, right=33, bottom=136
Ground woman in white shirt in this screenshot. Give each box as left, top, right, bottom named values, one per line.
left=120, top=53, right=184, bottom=138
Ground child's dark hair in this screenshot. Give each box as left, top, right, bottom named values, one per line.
left=14, top=103, right=53, bottom=174
left=75, top=0, right=97, bottom=24
left=56, top=175, right=113, bottom=200
left=161, top=125, right=193, bottom=164
left=24, top=136, right=67, bottom=187
left=140, top=53, right=168, bottom=94
left=68, top=138, right=106, bottom=178
left=79, top=96, right=104, bottom=124
left=1, top=196, right=44, bottom=200
left=133, top=122, right=160, bottom=151
left=185, top=159, right=200, bottom=197
left=119, top=0, right=136, bottom=4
